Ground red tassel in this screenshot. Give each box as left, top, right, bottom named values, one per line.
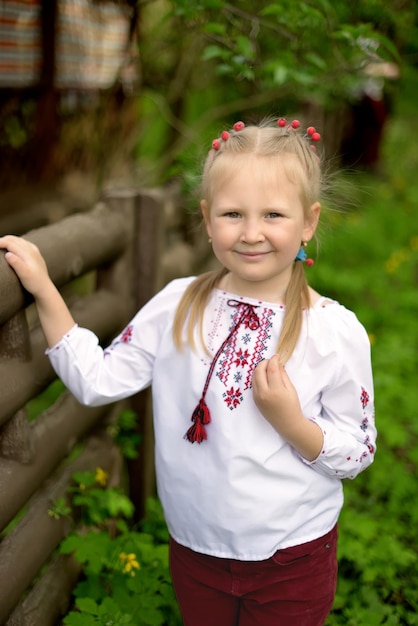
left=184, top=398, right=211, bottom=443
left=183, top=302, right=260, bottom=444
left=194, top=398, right=211, bottom=425
left=184, top=420, right=207, bottom=443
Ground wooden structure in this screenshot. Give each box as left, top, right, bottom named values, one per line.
left=0, top=189, right=164, bottom=625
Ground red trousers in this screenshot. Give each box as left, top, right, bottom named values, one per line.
left=169, top=525, right=338, bottom=626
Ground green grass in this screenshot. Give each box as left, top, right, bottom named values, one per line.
left=316, top=69, right=418, bottom=625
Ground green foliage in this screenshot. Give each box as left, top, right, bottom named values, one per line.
left=313, top=68, right=418, bottom=625
left=69, top=469, right=135, bottom=526
left=136, top=0, right=416, bottom=184
left=48, top=497, right=72, bottom=520
left=61, top=470, right=182, bottom=626
left=170, top=0, right=405, bottom=97
left=26, top=379, right=67, bottom=422
left=107, top=409, right=142, bottom=460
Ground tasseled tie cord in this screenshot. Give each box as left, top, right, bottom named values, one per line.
left=184, top=300, right=260, bottom=443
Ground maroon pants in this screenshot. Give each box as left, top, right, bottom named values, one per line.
left=169, top=525, right=338, bottom=626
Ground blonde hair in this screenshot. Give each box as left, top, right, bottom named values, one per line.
left=173, top=118, right=323, bottom=363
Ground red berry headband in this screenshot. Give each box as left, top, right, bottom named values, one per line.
left=211, top=118, right=321, bottom=153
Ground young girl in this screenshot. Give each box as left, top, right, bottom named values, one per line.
left=0, top=118, right=376, bottom=626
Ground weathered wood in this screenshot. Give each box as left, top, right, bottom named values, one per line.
left=0, top=311, right=31, bottom=361
left=0, top=410, right=35, bottom=464
left=0, top=202, right=130, bottom=325
left=128, top=190, right=164, bottom=520
left=0, top=396, right=124, bottom=531
left=0, top=188, right=180, bottom=622
left=0, top=435, right=120, bottom=625
left=0, top=290, right=130, bottom=427
left=5, top=555, right=81, bottom=626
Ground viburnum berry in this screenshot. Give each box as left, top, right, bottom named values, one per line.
left=312, top=132, right=321, bottom=142
left=291, top=119, right=301, bottom=129
left=221, top=131, right=230, bottom=141
left=306, top=126, right=316, bottom=135
left=233, top=121, right=245, bottom=131
left=277, top=118, right=287, bottom=127
left=212, top=139, right=221, bottom=150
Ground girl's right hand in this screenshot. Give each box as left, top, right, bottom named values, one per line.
left=0, top=235, right=76, bottom=347
left=0, top=235, right=52, bottom=298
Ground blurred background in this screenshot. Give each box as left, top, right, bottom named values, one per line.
left=1, top=1, right=418, bottom=624
left=0, top=0, right=413, bottom=204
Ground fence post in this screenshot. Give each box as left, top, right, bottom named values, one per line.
left=0, top=196, right=137, bottom=623
left=99, top=188, right=164, bottom=520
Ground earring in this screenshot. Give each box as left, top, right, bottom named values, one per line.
left=208, top=237, right=212, bottom=244
left=295, top=242, right=314, bottom=266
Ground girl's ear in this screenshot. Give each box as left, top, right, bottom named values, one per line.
left=303, top=201, right=320, bottom=242
left=201, top=200, right=211, bottom=237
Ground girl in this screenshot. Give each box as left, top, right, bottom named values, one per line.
left=0, top=118, right=376, bottom=626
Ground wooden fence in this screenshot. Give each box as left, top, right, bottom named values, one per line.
left=0, top=188, right=181, bottom=625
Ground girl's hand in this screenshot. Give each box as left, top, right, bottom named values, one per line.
left=252, top=355, right=303, bottom=433
left=0, top=235, right=76, bottom=347
left=0, top=235, right=52, bottom=298
left=252, top=354, right=323, bottom=460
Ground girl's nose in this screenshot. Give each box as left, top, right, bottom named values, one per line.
left=240, top=220, right=265, bottom=243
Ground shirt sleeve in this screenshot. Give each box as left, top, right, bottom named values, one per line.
left=301, top=307, right=376, bottom=480
left=46, top=279, right=189, bottom=406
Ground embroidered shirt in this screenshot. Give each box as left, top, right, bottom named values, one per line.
left=47, top=276, right=376, bottom=560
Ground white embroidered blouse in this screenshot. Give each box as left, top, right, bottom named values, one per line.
left=47, top=277, right=376, bottom=560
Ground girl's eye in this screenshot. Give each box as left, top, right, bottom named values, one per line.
left=266, top=212, right=282, bottom=219
left=224, top=211, right=241, bottom=218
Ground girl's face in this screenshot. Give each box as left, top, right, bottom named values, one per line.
left=201, top=155, right=320, bottom=303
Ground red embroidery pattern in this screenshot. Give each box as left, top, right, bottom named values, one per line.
left=360, top=386, right=374, bottom=457
left=121, top=325, right=133, bottom=343
left=185, top=300, right=262, bottom=442
left=246, top=309, right=273, bottom=390
left=104, top=324, right=133, bottom=357
left=234, top=348, right=250, bottom=367
left=223, top=386, right=243, bottom=409
left=360, top=387, right=369, bottom=408
left=214, top=302, right=274, bottom=410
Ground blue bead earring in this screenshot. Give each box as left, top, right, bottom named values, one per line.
left=295, top=243, right=314, bottom=266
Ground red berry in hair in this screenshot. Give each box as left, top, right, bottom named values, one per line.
left=221, top=131, right=230, bottom=141
left=233, top=121, right=245, bottom=131
left=307, top=126, right=316, bottom=135
left=306, top=258, right=314, bottom=266
left=277, top=118, right=287, bottom=127
left=212, top=139, right=221, bottom=150
left=312, top=132, right=321, bottom=142
left=291, top=120, right=301, bottom=129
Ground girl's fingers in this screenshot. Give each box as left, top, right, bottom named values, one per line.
left=253, top=356, right=284, bottom=392
left=277, top=362, right=290, bottom=388
left=0, top=235, right=23, bottom=252
left=252, top=359, right=266, bottom=390
left=3, top=251, right=17, bottom=265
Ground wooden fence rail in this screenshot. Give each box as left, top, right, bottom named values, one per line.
left=0, top=189, right=165, bottom=625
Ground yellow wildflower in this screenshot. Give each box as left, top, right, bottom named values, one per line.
left=119, top=552, right=140, bottom=575
left=95, top=467, right=108, bottom=487
left=385, top=248, right=409, bottom=274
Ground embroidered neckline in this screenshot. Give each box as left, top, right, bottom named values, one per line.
left=184, top=300, right=261, bottom=444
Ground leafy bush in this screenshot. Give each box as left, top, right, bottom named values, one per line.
left=317, top=69, right=418, bottom=625
left=59, top=469, right=181, bottom=626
